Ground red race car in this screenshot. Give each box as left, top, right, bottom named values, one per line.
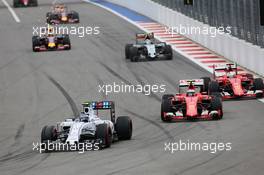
left=208, top=63, right=264, bottom=99
left=161, top=79, right=223, bottom=122
left=13, top=0, right=38, bottom=8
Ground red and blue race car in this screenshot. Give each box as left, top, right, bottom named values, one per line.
left=46, top=4, right=79, bottom=24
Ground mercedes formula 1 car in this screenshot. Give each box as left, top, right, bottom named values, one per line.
left=125, top=32, right=173, bottom=62
left=13, top=0, right=38, bottom=8
left=41, top=101, right=133, bottom=151
left=207, top=63, right=264, bottom=99
left=32, top=26, right=71, bottom=52
left=46, top=4, right=80, bottom=24
left=161, top=79, right=223, bottom=122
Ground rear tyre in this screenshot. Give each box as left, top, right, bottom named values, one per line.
left=201, top=77, right=211, bottom=93
left=71, top=12, right=80, bottom=23
left=209, top=81, right=220, bottom=95
left=96, top=124, right=112, bottom=148
left=46, top=12, right=51, bottom=24
left=253, top=78, right=264, bottom=90
left=125, top=44, right=132, bottom=59
left=164, top=45, right=173, bottom=60
left=161, top=94, right=174, bottom=122
left=210, top=97, right=223, bottom=120
left=253, top=78, right=264, bottom=98
left=116, top=116, right=133, bottom=140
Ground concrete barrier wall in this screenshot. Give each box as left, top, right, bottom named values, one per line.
left=108, top=0, right=264, bottom=76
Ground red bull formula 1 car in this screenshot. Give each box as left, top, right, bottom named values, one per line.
left=46, top=4, right=80, bottom=24
left=161, top=79, right=223, bottom=122
left=32, top=26, right=71, bottom=52
left=208, top=63, right=264, bottom=99
left=13, top=0, right=38, bottom=7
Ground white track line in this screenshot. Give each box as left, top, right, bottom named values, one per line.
left=2, top=0, right=20, bottom=23
left=84, top=0, right=264, bottom=104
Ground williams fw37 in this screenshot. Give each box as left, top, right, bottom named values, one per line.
left=41, top=101, right=133, bottom=151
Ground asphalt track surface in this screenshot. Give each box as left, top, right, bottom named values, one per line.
left=0, top=0, right=264, bottom=175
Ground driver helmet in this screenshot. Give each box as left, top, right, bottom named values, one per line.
left=83, top=107, right=90, bottom=114
left=80, top=115, right=89, bottom=122
left=145, top=39, right=151, bottom=45
left=227, top=64, right=233, bottom=72
left=82, top=102, right=92, bottom=115
left=47, top=26, right=55, bottom=37
left=226, top=71, right=236, bottom=78
left=186, top=89, right=195, bottom=97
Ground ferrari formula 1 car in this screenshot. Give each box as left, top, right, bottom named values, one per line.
left=46, top=4, right=80, bottom=24
left=207, top=63, right=264, bottom=99
left=41, top=101, right=133, bottom=151
left=13, top=0, right=38, bottom=8
left=32, top=26, right=71, bottom=52
left=125, top=32, right=173, bottom=62
left=161, top=79, right=223, bottom=122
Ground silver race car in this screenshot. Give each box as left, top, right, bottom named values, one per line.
left=41, top=101, right=132, bottom=151
left=125, top=32, right=173, bottom=62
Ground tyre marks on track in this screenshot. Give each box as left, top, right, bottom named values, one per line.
left=44, top=73, right=79, bottom=118
left=124, top=109, right=173, bottom=140
left=13, top=123, right=25, bottom=144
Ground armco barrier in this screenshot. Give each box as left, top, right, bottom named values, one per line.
left=107, top=0, right=264, bottom=76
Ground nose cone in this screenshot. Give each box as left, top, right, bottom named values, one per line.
left=48, top=42, right=56, bottom=48
left=229, top=78, right=244, bottom=96
left=62, top=16, right=68, bottom=21
left=185, top=96, right=198, bottom=117
left=23, top=0, right=29, bottom=5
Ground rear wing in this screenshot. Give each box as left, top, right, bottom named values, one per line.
left=136, top=32, right=154, bottom=43
left=179, top=79, right=204, bottom=87
left=213, top=63, right=238, bottom=78
left=82, top=101, right=115, bottom=122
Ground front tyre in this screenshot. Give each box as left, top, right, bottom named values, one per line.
left=161, top=94, right=174, bottom=122
left=96, top=124, right=112, bottom=148
left=125, top=44, right=132, bottom=59
left=129, top=47, right=139, bottom=62
left=210, top=97, right=223, bottom=120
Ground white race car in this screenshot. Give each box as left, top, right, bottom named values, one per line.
left=125, top=33, right=173, bottom=62
left=41, top=101, right=133, bottom=151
